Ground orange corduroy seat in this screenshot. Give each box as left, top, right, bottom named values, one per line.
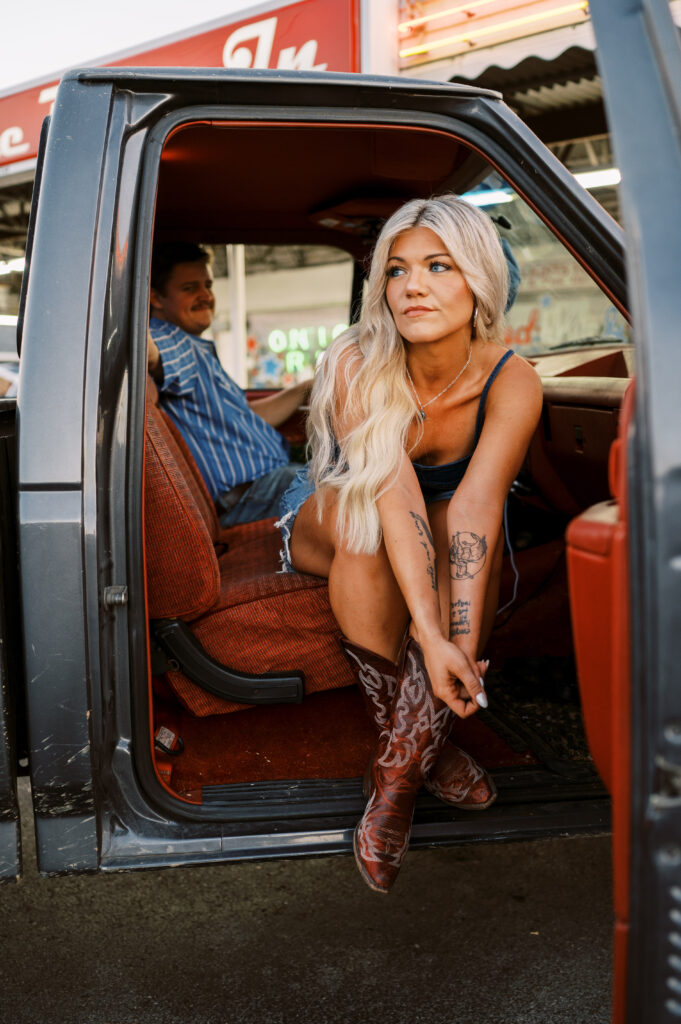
left=144, top=379, right=354, bottom=716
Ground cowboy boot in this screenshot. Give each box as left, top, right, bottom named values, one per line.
left=339, top=635, right=496, bottom=810
left=353, top=637, right=454, bottom=893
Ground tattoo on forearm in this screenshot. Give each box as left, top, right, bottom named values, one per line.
left=450, top=599, right=471, bottom=639
left=449, top=531, right=487, bottom=580
left=409, top=511, right=438, bottom=592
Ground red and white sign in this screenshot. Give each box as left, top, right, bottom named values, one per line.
left=0, top=0, right=360, bottom=171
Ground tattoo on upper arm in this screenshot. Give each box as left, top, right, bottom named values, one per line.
left=449, top=599, right=471, bottom=639
left=408, top=511, right=438, bottom=592
left=449, top=531, right=487, bottom=580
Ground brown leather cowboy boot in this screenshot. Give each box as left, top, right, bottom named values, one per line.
left=353, top=637, right=454, bottom=893
left=339, top=635, right=496, bottom=810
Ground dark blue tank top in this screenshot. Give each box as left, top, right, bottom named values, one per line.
left=412, top=349, right=514, bottom=503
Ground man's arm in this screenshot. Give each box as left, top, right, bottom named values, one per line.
left=147, top=324, right=198, bottom=395
left=248, top=380, right=312, bottom=428
left=147, top=333, right=163, bottom=382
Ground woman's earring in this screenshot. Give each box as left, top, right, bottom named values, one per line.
left=472, top=301, right=479, bottom=339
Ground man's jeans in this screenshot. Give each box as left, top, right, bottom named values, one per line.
left=218, top=463, right=303, bottom=528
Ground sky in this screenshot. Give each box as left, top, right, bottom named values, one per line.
left=1, top=0, right=268, bottom=92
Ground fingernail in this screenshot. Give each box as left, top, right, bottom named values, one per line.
left=476, top=692, right=488, bottom=709
left=479, top=675, right=486, bottom=688
left=484, top=659, right=490, bottom=668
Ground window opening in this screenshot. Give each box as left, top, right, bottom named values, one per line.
left=208, top=243, right=352, bottom=388
left=465, top=172, right=630, bottom=357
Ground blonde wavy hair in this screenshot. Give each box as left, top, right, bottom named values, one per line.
left=307, top=194, right=509, bottom=554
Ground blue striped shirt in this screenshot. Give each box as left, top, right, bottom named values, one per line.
left=150, top=318, right=289, bottom=500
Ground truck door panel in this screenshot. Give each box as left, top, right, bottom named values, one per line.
left=17, top=79, right=116, bottom=873
left=586, top=1, right=681, bottom=1019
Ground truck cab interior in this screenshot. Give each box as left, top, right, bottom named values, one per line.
left=141, top=114, right=630, bottom=836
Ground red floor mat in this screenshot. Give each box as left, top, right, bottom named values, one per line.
left=155, top=685, right=537, bottom=796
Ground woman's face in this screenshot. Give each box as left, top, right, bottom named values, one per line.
left=385, top=226, right=474, bottom=348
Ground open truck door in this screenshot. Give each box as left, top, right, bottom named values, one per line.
left=569, top=1, right=681, bottom=1019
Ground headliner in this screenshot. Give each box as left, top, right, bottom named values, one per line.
left=154, top=120, right=489, bottom=257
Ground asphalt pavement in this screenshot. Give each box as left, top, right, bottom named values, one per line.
left=0, top=779, right=612, bottom=1024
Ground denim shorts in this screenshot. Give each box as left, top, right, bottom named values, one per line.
left=275, top=464, right=316, bottom=572
left=274, top=463, right=459, bottom=574
left=219, top=462, right=304, bottom=528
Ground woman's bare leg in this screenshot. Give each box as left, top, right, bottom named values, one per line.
left=290, top=493, right=409, bottom=662
left=294, top=495, right=497, bottom=818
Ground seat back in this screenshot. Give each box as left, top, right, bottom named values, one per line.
left=144, top=395, right=220, bottom=621
left=143, top=375, right=356, bottom=716
left=145, top=375, right=220, bottom=543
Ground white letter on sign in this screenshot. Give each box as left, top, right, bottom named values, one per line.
left=38, top=86, right=59, bottom=115
left=0, top=127, right=30, bottom=159
left=223, top=17, right=277, bottom=68
left=277, top=40, right=327, bottom=71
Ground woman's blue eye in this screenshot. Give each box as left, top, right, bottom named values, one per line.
left=430, top=261, right=450, bottom=272
left=387, top=266, right=405, bottom=277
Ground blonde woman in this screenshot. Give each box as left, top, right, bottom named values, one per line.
left=276, top=195, right=542, bottom=893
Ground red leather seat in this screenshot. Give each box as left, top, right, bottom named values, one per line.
left=144, top=379, right=354, bottom=716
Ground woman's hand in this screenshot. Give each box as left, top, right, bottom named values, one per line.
left=418, top=634, right=488, bottom=718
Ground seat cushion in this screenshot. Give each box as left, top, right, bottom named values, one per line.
left=165, top=518, right=355, bottom=716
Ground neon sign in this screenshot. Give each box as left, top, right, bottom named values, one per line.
left=267, top=323, right=348, bottom=354
left=266, top=323, right=347, bottom=373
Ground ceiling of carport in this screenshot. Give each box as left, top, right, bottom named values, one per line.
left=450, top=46, right=605, bottom=141
left=449, top=45, right=619, bottom=221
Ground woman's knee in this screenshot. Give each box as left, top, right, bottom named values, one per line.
left=290, top=495, right=336, bottom=575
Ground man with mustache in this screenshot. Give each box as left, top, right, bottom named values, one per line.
left=148, top=242, right=309, bottom=526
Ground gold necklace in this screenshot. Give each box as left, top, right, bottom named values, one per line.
left=405, top=343, right=472, bottom=422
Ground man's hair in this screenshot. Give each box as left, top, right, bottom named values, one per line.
left=151, top=242, right=212, bottom=295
